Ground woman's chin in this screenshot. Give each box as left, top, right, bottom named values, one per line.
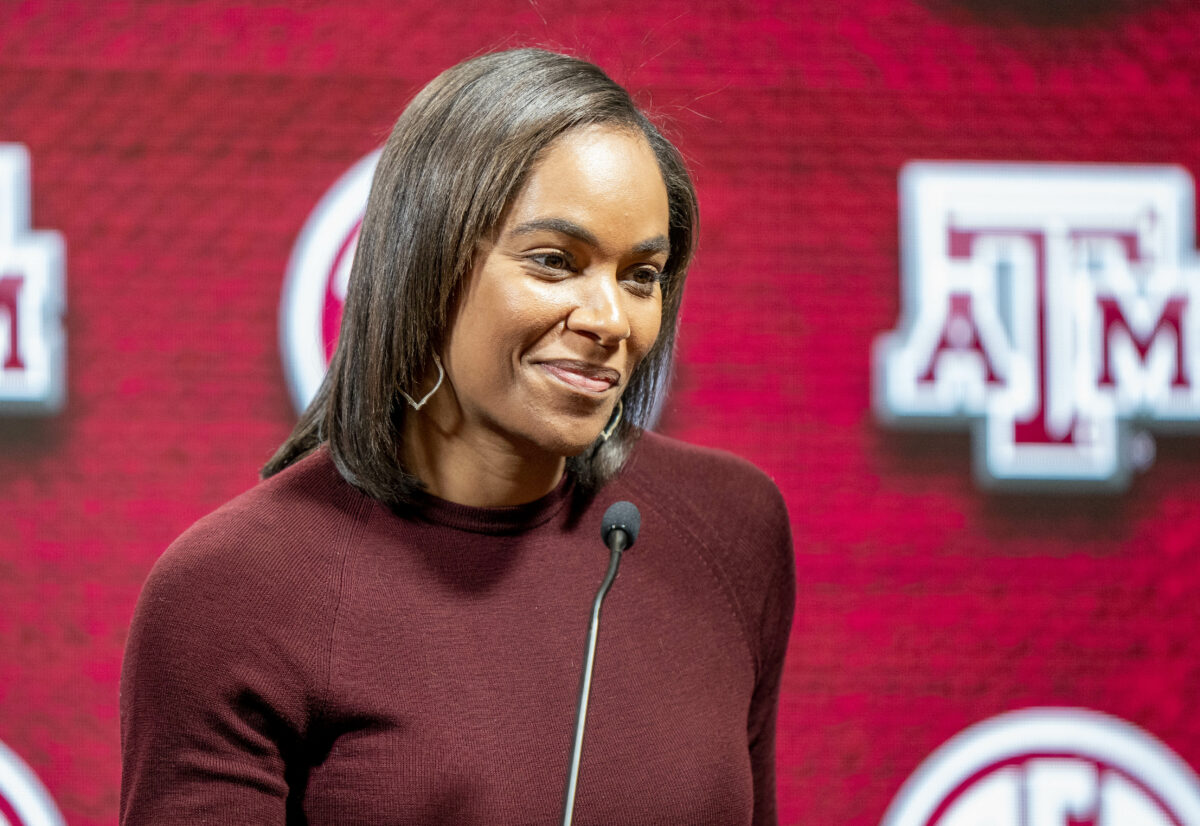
left=516, top=421, right=607, bottom=460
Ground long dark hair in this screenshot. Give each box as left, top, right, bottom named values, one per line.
left=263, top=48, right=699, bottom=508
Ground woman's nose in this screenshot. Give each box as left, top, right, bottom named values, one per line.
left=565, top=270, right=630, bottom=345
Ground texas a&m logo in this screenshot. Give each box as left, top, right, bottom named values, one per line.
left=280, top=151, right=379, bottom=412
left=0, top=144, right=65, bottom=414
left=874, top=163, right=1200, bottom=490
left=880, top=708, right=1200, bottom=826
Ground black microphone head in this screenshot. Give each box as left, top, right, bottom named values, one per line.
left=601, top=500, right=641, bottom=549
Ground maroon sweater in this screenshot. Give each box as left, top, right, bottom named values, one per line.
left=120, top=431, right=795, bottom=825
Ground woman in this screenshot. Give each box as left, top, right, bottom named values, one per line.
left=120, top=48, right=794, bottom=825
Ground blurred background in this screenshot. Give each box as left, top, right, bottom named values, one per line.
left=3, top=0, right=1200, bottom=823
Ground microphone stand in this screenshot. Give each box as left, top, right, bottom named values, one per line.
left=560, top=530, right=628, bottom=826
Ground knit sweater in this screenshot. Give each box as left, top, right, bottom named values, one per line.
left=120, top=431, right=795, bottom=825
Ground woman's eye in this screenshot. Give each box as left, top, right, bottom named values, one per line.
left=531, top=252, right=572, bottom=271
left=626, top=268, right=663, bottom=292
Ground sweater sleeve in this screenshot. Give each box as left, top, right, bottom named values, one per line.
left=625, top=432, right=798, bottom=825
left=119, top=516, right=339, bottom=825
left=747, top=481, right=796, bottom=826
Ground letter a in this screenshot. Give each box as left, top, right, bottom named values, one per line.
left=918, top=292, right=1003, bottom=385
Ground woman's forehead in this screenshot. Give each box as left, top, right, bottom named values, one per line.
left=499, top=126, right=670, bottom=246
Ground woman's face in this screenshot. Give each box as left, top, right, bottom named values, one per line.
left=441, top=124, right=671, bottom=459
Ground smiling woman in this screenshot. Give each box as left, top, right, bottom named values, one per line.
left=412, top=125, right=671, bottom=506
left=263, top=48, right=699, bottom=509
left=120, top=49, right=795, bottom=826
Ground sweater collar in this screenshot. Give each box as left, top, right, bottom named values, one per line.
left=410, top=473, right=575, bottom=535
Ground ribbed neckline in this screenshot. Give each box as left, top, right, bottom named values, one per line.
left=410, top=473, right=575, bottom=535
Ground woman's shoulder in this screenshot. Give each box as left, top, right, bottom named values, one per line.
left=122, top=449, right=363, bottom=758
left=148, top=446, right=372, bottom=602
left=625, top=430, right=788, bottom=524
left=619, top=430, right=792, bottom=580
left=619, top=430, right=794, bottom=671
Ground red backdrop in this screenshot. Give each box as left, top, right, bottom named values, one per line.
left=3, top=1, right=1200, bottom=823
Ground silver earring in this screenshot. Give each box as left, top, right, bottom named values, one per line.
left=599, top=398, right=623, bottom=442
left=401, top=353, right=444, bottom=411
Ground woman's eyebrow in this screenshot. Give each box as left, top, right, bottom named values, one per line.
left=509, top=218, right=670, bottom=257
left=632, top=235, right=670, bottom=257
left=509, top=218, right=599, bottom=247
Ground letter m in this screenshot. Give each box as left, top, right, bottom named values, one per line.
left=1096, top=296, right=1189, bottom=391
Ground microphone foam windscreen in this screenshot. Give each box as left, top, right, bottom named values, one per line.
left=601, top=500, right=641, bottom=548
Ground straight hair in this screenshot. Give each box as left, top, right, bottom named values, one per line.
left=263, top=48, right=699, bottom=508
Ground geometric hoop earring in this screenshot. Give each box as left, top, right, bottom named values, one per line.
left=400, top=353, right=445, bottom=411
left=599, top=398, right=623, bottom=442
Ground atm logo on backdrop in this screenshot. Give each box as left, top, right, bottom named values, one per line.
left=880, top=708, right=1200, bottom=826
left=874, top=163, right=1200, bottom=490
left=0, top=144, right=65, bottom=414
left=280, top=151, right=379, bottom=412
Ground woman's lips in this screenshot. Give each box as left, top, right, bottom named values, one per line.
left=538, top=360, right=620, bottom=394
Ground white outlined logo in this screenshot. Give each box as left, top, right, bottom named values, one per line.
left=0, top=144, right=65, bottom=414
left=279, top=151, right=379, bottom=412
left=0, top=738, right=65, bottom=826
left=880, top=708, right=1200, bottom=826
left=874, top=163, right=1200, bottom=490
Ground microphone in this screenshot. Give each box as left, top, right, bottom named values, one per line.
left=601, top=500, right=640, bottom=553
left=561, top=501, right=641, bottom=826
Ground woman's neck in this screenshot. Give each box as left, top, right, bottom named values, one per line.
left=401, top=393, right=566, bottom=508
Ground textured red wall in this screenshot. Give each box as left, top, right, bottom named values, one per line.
left=2, top=1, right=1200, bottom=823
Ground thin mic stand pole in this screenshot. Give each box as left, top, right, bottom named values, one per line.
left=561, top=533, right=627, bottom=826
